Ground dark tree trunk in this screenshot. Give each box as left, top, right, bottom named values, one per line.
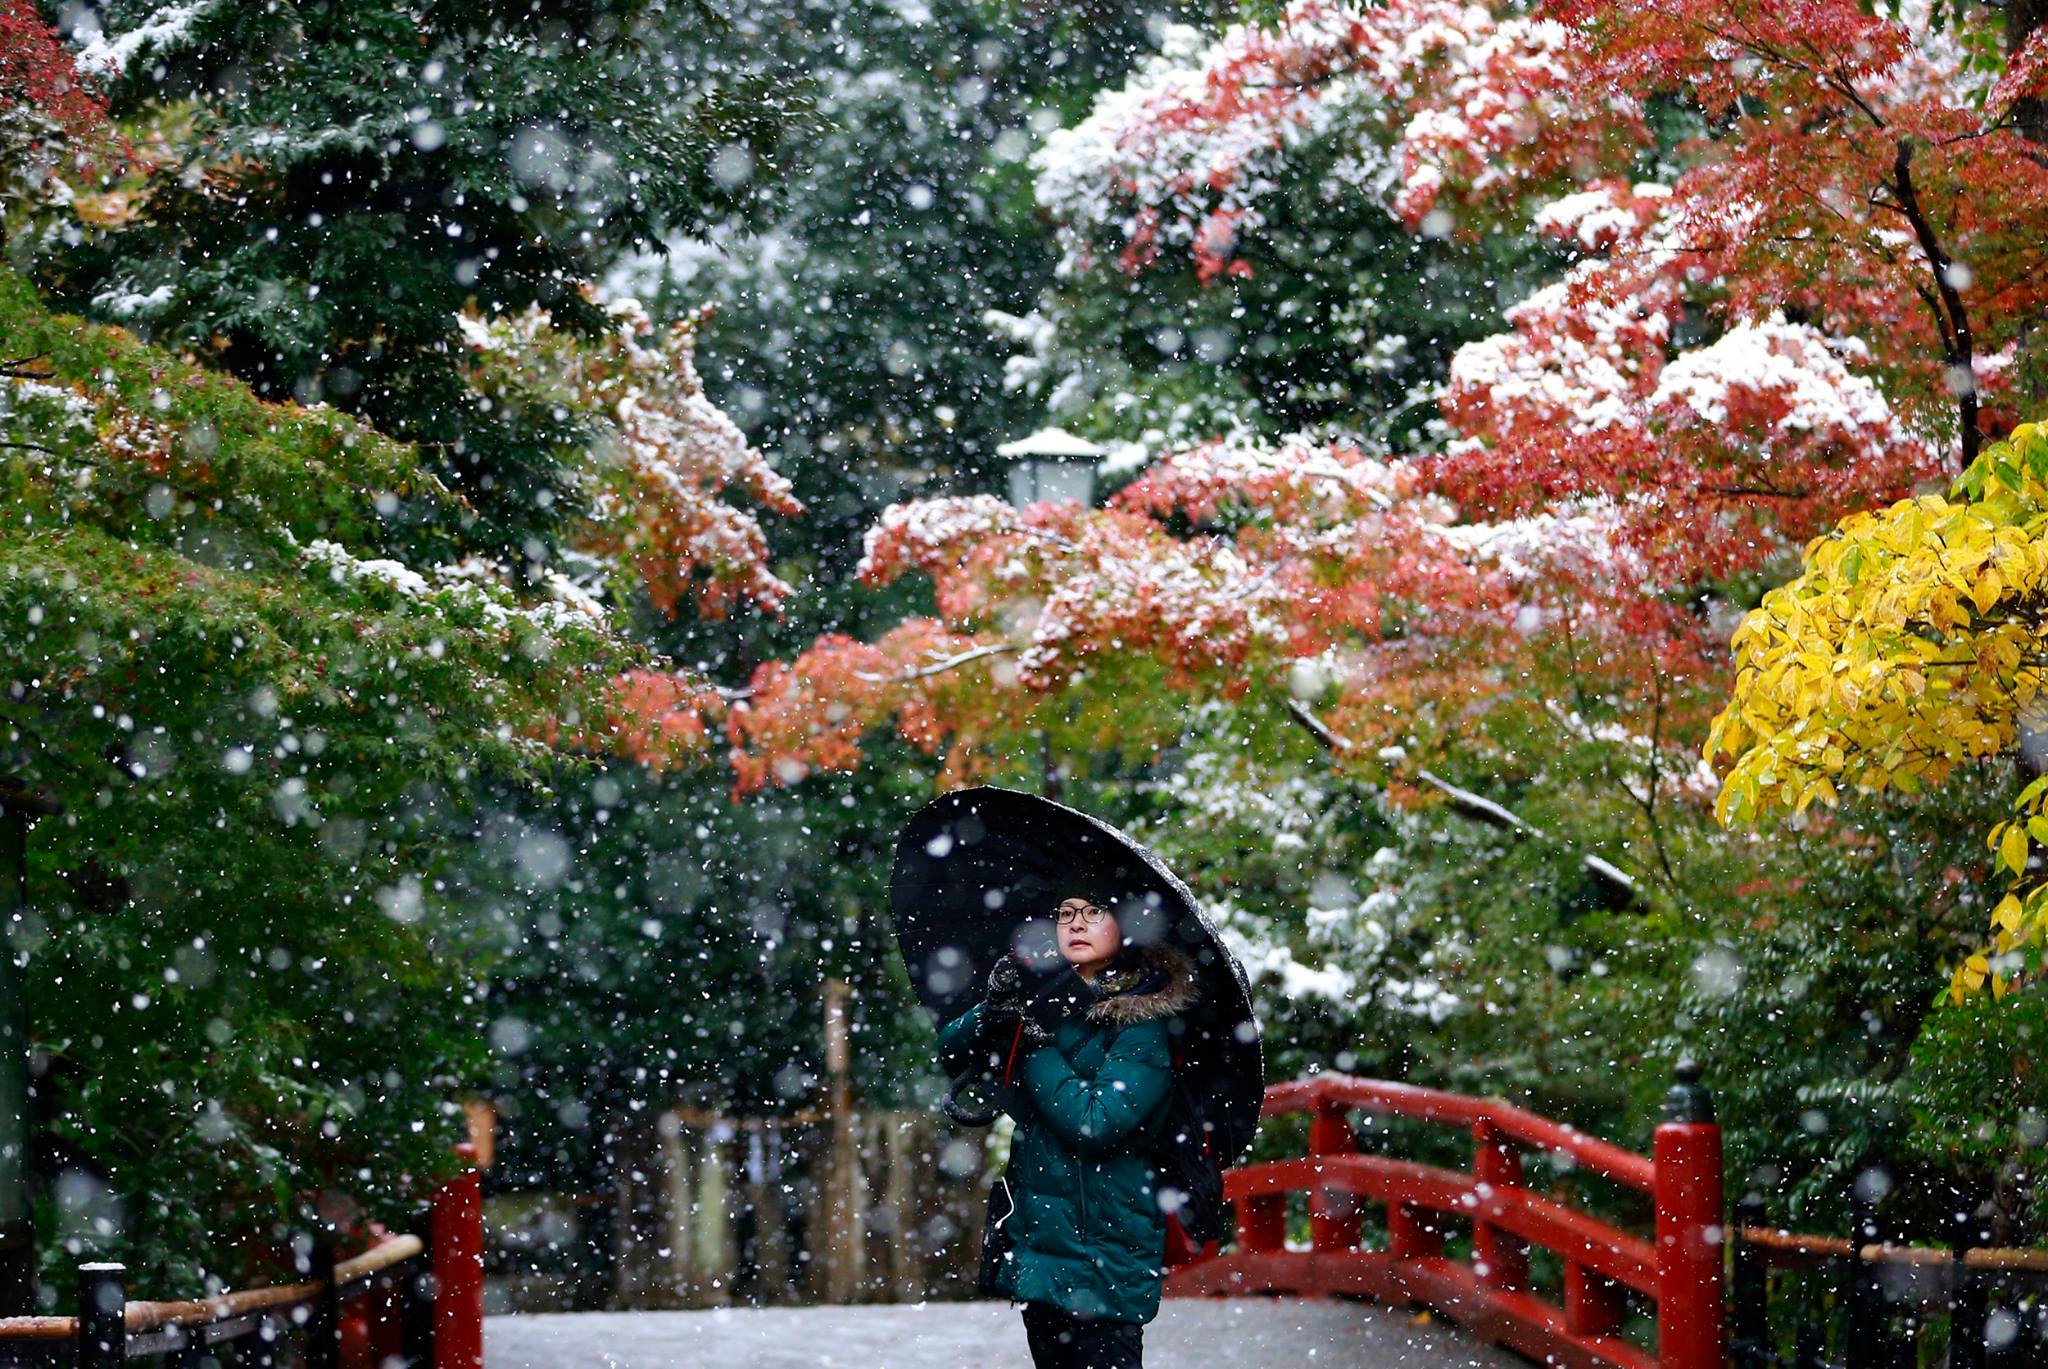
left=2012, top=0, right=2048, bottom=148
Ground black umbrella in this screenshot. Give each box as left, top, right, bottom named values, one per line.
left=890, top=785, right=1263, bottom=1167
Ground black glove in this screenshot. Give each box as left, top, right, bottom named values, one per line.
left=985, top=956, right=1026, bottom=1011
left=976, top=957, right=1050, bottom=1054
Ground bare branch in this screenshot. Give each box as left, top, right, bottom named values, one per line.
left=1708, top=484, right=1813, bottom=500
left=0, top=354, right=54, bottom=380
left=854, top=641, right=1021, bottom=685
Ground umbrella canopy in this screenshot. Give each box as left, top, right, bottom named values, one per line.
left=890, top=785, right=1264, bottom=1166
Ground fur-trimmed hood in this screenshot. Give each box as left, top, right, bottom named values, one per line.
left=1083, top=942, right=1200, bottom=1026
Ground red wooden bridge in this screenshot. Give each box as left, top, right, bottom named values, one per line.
left=489, top=1064, right=1727, bottom=1368
left=1165, top=1066, right=1725, bottom=1369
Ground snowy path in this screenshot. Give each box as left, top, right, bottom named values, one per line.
left=486, top=1296, right=1528, bottom=1367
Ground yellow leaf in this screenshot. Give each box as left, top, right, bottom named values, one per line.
left=2003, top=824, right=2030, bottom=875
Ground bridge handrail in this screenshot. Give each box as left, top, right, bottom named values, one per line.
left=1169, top=1066, right=1724, bottom=1369
left=0, top=1234, right=425, bottom=1340
left=1263, top=1072, right=1657, bottom=1194
left=1227, top=1152, right=1660, bottom=1296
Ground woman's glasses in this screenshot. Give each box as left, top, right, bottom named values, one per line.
left=1054, top=903, right=1109, bottom=927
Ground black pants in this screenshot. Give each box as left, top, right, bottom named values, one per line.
left=1020, top=1300, right=1143, bottom=1369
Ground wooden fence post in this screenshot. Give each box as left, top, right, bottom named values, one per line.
left=1237, top=1193, right=1285, bottom=1254
left=1387, top=1197, right=1442, bottom=1260
left=366, top=1278, right=404, bottom=1368
left=1844, top=1183, right=1884, bottom=1369
left=1731, top=1191, right=1770, bottom=1369
left=431, top=1142, right=485, bottom=1369
left=820, top=979, right=866, bottom=1303
left=399, top=1254, right=437, bottom=1369
left=1564, top=1258, right=1626, bottom=1340
left=247, top=1316, right=280, bottom=1368
left=1653, top=1060, right=1725, bottom=1369
left=1950, top=1202, right=1988, bottom=1369
left=307, top=1241, right=341, bottom=1369
left=688, top=1120, right=739, bottom=1305
left=0, top=790, right=47, bottom=1318
left=881, top=1114, right=924, bottom=1300
left=75, top=1262, right=125, bottom=1369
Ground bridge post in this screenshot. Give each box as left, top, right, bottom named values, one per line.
left=75, top=1262, right=126, bottom=1369
left=1565, top=1260, right=1625, bottom=1339
left=431, top=1142, right=486, bottom=1369
left=1387, top=1199, right=1442, bottom=1261
left=1237, top=1193, right=1286, bottom=1254
left=1471, top=1118, right=1529, bottom=1293
left=1653, top=1060, right=1725, bottom=1369
left=1307, top=1099, right=1360, bottom=1253
left=1949, top=1199, right=1989, bottom=1369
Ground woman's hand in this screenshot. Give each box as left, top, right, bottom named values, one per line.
left=978, top=957, right=1051, bottom=1054
left=1011, top=1013, right=1052, bottom=1053
left=985, top=956, right=1026, bottom=1010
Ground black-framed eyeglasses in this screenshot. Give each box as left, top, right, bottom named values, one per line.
left=1054, top=903, right=1109, bottom=927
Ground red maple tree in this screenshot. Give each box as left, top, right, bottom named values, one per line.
left=629, top=1, right=2048, bottom=860
left=0, top=0, right=112, bottom=215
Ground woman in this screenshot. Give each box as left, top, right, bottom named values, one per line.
left=936, top=895, right=1199, bottom=1369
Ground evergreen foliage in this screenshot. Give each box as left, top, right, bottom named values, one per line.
left=49, top=0, right=797, bottom=562
left=0, top=268, right=644, bottom=1292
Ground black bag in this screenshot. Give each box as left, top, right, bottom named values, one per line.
left=974, top=1172, right=1016, bottom=1296
left=1148, top=1046, right=1226, bottom=1248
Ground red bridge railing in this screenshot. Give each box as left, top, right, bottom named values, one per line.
left=1166, top=1064, right=1723, bottom=1369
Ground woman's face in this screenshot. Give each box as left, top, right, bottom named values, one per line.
left=1055, top=897, right=1121, bottom=978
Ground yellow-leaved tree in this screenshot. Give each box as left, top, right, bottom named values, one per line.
left=1707, top=421, right=2048, bottom=1003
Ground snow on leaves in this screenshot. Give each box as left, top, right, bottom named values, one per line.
left=1550, top=0, right=2048, bottom=460
left=1438, top=180, right=1940, bottom=588
left=300, top=539, right=607, bottom=639
left=1033, top=0, right=1635, bottom=282
left=721, top=433, right=1592, bottom=792
left=670, top=0, right=2048, bottom=999
left=0, top=0, right=112, bottom=213
left=1988, top=25, right=2048, bottom=121
left=1708, top=422, right=2048, bottom=999
left=459, top=295, right=801, bottom=620
left=68, top=1, right=217, bottom=79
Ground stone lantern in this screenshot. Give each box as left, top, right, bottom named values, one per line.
left=997, top=427, right=1104, bottom=507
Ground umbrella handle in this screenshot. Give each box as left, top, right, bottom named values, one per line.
left=942, top=1068, right=1001, bottom=1127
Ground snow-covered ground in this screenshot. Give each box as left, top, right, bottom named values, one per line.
left=486, top=1296, right=1525, bottom=1367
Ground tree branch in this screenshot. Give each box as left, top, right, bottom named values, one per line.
left=0, top=355, right=55, bottom=381
left=1708, top=484, right=1813, bottom=500
left=1890, top=138, right=1979, bottom=472
left=1279, top=697, right=1641, bottom=909
left=853, top=641, right=1021, bottom=685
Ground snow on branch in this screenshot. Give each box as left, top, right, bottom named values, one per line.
left=1282, top=698, right=1640, bottom=907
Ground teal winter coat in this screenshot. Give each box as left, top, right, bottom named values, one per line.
left=936, top=942, right=1200, bottom=1324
